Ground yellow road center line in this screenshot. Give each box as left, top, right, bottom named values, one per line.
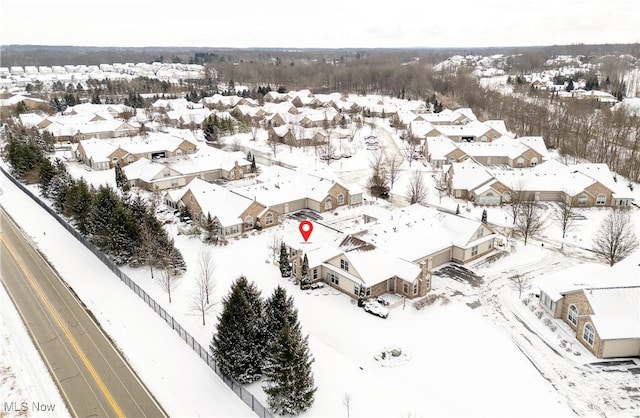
left=1, top=234, right=125, bottom=418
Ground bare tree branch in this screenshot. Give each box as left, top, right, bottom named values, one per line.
left=191, top=249, right=216, bottom=325
left=592, top=209, right=639, bottom=266
left=514, top=200, right=545, bottom=245
left=405, top=170, right=428, bottom=204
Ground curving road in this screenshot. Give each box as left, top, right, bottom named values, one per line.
left=0, top=207, right=167, bottom=418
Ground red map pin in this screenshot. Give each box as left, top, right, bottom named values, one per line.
left=299, top=220, right=313, bottom=242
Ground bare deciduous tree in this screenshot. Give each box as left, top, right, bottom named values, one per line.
left=508, top=182, right=526, bottom=224
left=434, top=172, right=449, bottom=203
left=514, top=200, right=545, bottom=245
left=550, top=201, right=579, bottom=240
left=592, top=209, right=639, bottom=266
left=385, top=154, right=403, bottom=189
left=191, top=249, right=216, bottom=325
left=158, top=244, right=179, bottom=303
left=368, top=151, right=390, bottom=198
left=405, top=170, right=428, bottom=205
left=400, top=136, right=419, bottom=167
left=342, top=393, right=353, bottom=418
left=137, top=220, right=158, bottom=279
left=509, top=274, right=531, bottom=298
left=268, top=234, right=282, bottom=262
left=251, top=119, right=260, bottom=141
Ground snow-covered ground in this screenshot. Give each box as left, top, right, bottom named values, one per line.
left=2, top=114, right=640, bottom=417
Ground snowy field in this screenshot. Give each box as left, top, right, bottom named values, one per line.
left=2, top=116, right=640, bottom=417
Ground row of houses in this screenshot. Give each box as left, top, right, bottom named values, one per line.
left=162, top=166, right=363, bottom=239
left=446, top=158, right=635, bottom=207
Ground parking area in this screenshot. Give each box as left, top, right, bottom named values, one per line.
left=433, top=263, right=484, bottom=288
left=288, top=209, right=323, bottom=222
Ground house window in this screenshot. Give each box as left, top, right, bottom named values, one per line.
left=476, top=228, right=484, bottom=239
left=163, top=170, right=170, bottom=177
left=516, top=157, right=524, bottom=167
left=244, top=216, right=253, bottom=228
left=448, top=157, right=456, bottom=164
left=176, top=150, right=183, bottom=156
left=337, top=193, right=345, bottom=205
left=325, top=198, right=333, bottom=210
left=583, top=323, right=595, bottom=346
left=328, top=272, right=339, bottom=286
left=568, top=304, right=578, bottom=326
left=413, top=282, right=418, bottom=295
left=312, top=268, right=318, bottom=280
left=403, top=282, right=409, bottom=294
left=230, top=170, right=235, bottom=179
left=188, top=148, right=194, bottom=154
left=354, top=283, right=361, bottom=296
left=340, top=259, right=349, bottom=271
left=502, top=191, right=512, bottom=203
left=190, top=195, right=194, bottom=203
left=489, top=239, right=493, bottom=249
left=455, top=189, right=461, bottom=198
left=596, top=194, right=606, bottom=206
left=127, top=155, right=134, bottom=163
left=171, top=179, right=178, bottom=187
left=471, top=246, right=478, bottom=256
left=577, top=195, right=587, bottom=206
left=530, top=157, right=539, bottom=167
left=265, top=213, right=274, bottom=225
left=365, top=287, right=371, bottom=297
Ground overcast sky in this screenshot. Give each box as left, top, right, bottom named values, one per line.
left=1, top=0, right=638, bottom=48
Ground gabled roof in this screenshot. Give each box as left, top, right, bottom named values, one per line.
left=78, top=138, right=119, bottom=162
left=338, top=248, right=421, bottom=287
left=184, top=178, right=253, bottom=227
left=449, top=160, right=495, bottom=191
left=583, top=286, right=640, bottom=339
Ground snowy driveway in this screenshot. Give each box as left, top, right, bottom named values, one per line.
left=435, top=246, right=640, bottom=417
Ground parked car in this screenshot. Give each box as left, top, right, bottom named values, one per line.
left=363, top=300, right=389, bottom=318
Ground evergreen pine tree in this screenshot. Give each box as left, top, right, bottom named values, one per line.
left=263, top=320, right=316, bottom=415
left=456, top=204, right=460, bottom=215
left=481, top=209, right=488, bottom=224
left=300, top=254, right=310, bottom=290
left=211, top=276, right=264, bottom=383
left=86, top=185, right=119, bottom=249
left=38, top=158, right=57, bottom=198
left=107, top=201, right=138, bottom=265
left=64, top=179, right=92, bottom=234
left=114, top=163, right=130, bottom=193
left=264, top=286, right=298, bottom=350
left=251, top=155, right=257, bottom=173
left=279, top=242, right=292, bottom=277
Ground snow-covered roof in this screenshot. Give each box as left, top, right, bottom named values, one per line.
left=584, top=287, right=640, bottom=339
left=78, top=138, right=118, bottom=162
left=236, top=166, right=341, bottom=206
left=426, top=136, right=459, bottom=160
left=184, top=178, right=252, bottom=227
left=450, top=160, right=495, bottom=191
left=571, top=163, right=632, bottom=198
left=435, top=120, right=495, bottom=138
left=340, top=248, right=421, bottom=286
left=356, top=204, right=467, bottom=262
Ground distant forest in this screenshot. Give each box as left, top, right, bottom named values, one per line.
left=1, top=43, right=639, bottom=69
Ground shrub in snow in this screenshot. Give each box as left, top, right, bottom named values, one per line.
left=522, top=298, right=531, bottom=306
left=529, top=305, right=536, bottom=312
left=549, top=324, right=557, bottom=332
left=543, top=318, right=552, bottom=327
left=535, top=310, right=543, bottom=319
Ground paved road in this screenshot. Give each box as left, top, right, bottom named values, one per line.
left=0, top=208, right=167, bottom=418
